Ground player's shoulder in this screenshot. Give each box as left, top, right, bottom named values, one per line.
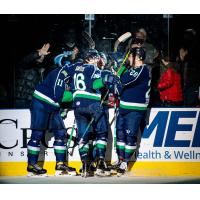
left=102, top=69, right=112, bottom=75
left=68, top=61, right=83, bottom=68
left=83, top=63, right=99, bottom=72
left=83, top=63, right=96, bottom=69
left=141, top=64, right=151, bottom=79
left=143, top=64, right=150, bottom=73
left=82, top=64, right=101, bottom=79
left=134, top=64, right=149, bottom=72
left=47, top=67, right=61, bottom=77
left=65, top=61, right=83, bottom=72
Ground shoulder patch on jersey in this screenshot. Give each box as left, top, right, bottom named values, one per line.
left=61, top=70, right=68, bottom=77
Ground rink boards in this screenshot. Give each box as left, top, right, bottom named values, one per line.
left=0, top=108, right=200, bottom=176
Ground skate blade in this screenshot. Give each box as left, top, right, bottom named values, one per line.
left=105, top=171, right=111, bottom=176
left=95, top=169, right=111, bottom=177
left=117, top=172, right=127, bottom=177
left=81, top=172, right=90, bottom=178
left=27, top=172, right=48, bottom=178
left=68, top=171, right=77, bottom=176
left=55, top=170, right=77, bottom=176
left=117, top=173, right=123, bottom=177
left=95, top=169, right=104, bottom=177
left=110, top=169, right=117, bottom=174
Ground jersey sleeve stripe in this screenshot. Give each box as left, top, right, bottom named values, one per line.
left=33, top=90, right=60, bottom=107
left=120, top=100, right=148, bottom=110
left=73, top=90, right=101, bottom=101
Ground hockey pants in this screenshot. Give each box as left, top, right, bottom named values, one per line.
left=116, top=110, right=146, bottom=162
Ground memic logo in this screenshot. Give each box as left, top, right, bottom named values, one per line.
left=142, top=111, right=200, bottom=147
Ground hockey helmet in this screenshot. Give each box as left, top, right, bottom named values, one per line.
left=130, top=47, right=146, bottom=61
left=83, top=48, right=100, bottom=60
left=54, top=51, right=72, bottom=67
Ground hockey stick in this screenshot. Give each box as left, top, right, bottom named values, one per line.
left=66, top=118, right=77, bottom=156
left=116, top=49, right=131, bottom=76
left=112, top=32, right=132, bottom=76
left=82, top=31, right=95, bottom=49
left=114, top=32, right=132, bottom=52
left=112, top=84, right=119, bottom=151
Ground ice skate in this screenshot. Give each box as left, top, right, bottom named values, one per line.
left=95, top=158, right=111, bottom=177
left=88, top=161, right=97, bottom=176
left=117, top=162, right=127, bottom=177
left=55, top=162, right=77, bottom=176
left=81, top=161, right=91, bottom=178
left=79, top=161, right=96, bottom=176
left=27, top=164, right=47, bottom=177
left=108, top=160, right=122, bottom=174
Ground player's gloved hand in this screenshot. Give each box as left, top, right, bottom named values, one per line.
left=103, top=74, right=116, bottom=88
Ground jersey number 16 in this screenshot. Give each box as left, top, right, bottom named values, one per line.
left=74, top=73, right=86, bottom=90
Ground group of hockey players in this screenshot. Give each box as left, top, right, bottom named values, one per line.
left=26, top=31, right=151, bottom=178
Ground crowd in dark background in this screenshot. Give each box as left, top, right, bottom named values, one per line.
left=1, top=14, right=200, bottom=108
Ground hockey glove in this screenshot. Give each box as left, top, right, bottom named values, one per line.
left=103, top=74, right=116, bottom=88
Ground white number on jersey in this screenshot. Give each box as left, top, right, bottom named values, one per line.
left=57, top=79, right=63, bottom=87
left=74, top=73, right=86, bottom=90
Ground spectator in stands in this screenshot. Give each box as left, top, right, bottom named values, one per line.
left=15, top=43, right=50, bottom=108
left=157, top=50, right=183, bottom=107
left=176, top=29, right=200, bottom=107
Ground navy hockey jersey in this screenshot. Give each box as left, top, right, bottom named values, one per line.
left=66, top=62, right=101, bottom=107
left=119, top=64, right=151, bottom=113
left=33, top=65, right=70, bottom=110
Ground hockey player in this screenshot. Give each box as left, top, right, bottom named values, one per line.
left=113, top=47, right=151, bottom=176
left=27, top=64, right=77, bottom=176
left=92, top=52, right=113, bottom=177
left=66, top=49, right=115, bottom=177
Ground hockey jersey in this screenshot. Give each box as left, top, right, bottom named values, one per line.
left=33, top=65, right=70, bottom=110
left=66, top=62, right=102, bottom=108
left=119, top=64, right=151, bottom=113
